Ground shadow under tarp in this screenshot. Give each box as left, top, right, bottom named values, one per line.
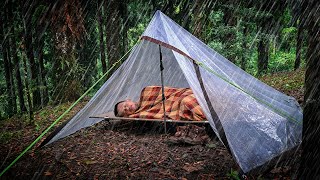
left=39, top=112, right=209, bottom=149
left=90, top=112, right=213, bottom=143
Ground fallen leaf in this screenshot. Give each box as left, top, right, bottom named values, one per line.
left=206, top=143, right=217, bottom=148
left=183, top=161, right=204, bottom=173
left=44, top=171, right=52, bottom=176
left=84, top=160, right=98, bottom=165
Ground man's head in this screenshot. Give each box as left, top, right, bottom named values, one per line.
left=114, top=99, right=139, bottom=117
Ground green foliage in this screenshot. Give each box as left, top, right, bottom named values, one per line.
left=0, top=92, right=8, bottom=119
left=206, top=10, right=240, bottom=60
left=128, top=23, right=147, bottom=47
left=226, top=169, right=240, bottom=180
left=280, top=27, right=297, bottom=51
left=261, top=68, right=305, bottom=92
left=205, top=6, right=304, bottom=77
left=246, top=51, right=259, bottom=76
left=206, top=9, right=258, bottom=75
left=49, top=51, right=86, bottom=103
left=0, top=132, right=17, bottom=144
left=52, top=103, right=70, bottom=115
left=208, top=41, right=224, bottom=53
left=282, top=27, right=297, bottom=35
left=269, top=49, right=304, bottom=73
left=32, top=5, right=47, bottom=26
left=270, top=51, right=295, bottom=72
left=126, top=1, right=153, bottom=48
left=174, top=3, right=181, bottom=14
left=0, top=118, right=23, bottom=144
left=34, top=121, right=41, bottom=131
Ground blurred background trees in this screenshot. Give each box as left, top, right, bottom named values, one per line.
left=0, top=0, right=312, bottom=120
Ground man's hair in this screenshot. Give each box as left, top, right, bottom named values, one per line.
left=114, top=101, right=125, bottom=117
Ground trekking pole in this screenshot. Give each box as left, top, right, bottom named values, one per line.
left=159, top=45, right=167, bottom=134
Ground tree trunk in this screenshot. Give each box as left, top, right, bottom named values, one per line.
left=2, top=39, right=15, bottom=116
left=77, top=1, right=98, bottom=88
left=105, top=0, right=121, bottom=77
left=8, top=44, right=17, bottom=114
left=294, top=19, right=303, bottom=70
left=162, top=0, right=175, bottom=17
left=49, top=0, right=85, bottom=103
left=11, top=30, right=27, bottom=113
left=23, top=1, right=41, bottom=109
left=223, top=1, right=237, bottom=63
left=223, top=1, right=235, bottom=26
left=38, top=42, right=49, bottom=107
left=9, top=0, right=27, bottom=113
left=7, top=38, right=17, bottom=114
left=257, top=39, right=269, bottom=75
left=192, top=0, right=202, bottom=37
left=22, top=52, right=34, bottom=123
left=299, top=16, right=320, bottom=179
left=179, top=0, right=194, bottom=31
left=120, top=0, right=128, bottom=55
left=1, top=7, right=16, bottom=116
left=33, top=0, right=51, bottom=107
left=98, top=1, right=107, bottom=74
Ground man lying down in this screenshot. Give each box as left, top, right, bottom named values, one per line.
left=114, top=86, right=206, bottom=121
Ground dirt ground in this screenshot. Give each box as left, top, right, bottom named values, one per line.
left=0, top=119, right=300, bottom=180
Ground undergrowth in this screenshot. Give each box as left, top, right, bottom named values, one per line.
left=0, top=101, right=87, bottom=144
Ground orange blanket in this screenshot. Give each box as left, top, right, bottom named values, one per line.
left=129, top=86, right=206, bottom=121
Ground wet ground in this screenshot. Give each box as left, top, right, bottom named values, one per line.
left=1, top=120, right=300, bottom=179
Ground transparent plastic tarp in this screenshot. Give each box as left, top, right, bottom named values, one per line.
left=48, top=40, right=190, bottom=144
left=48, top=11, right=302, bottom=173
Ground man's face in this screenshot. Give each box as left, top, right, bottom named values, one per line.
left=117, top=100, right=138, bottom=117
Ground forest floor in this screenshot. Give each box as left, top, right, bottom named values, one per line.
left=0, top=69, right=305, bottom=180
